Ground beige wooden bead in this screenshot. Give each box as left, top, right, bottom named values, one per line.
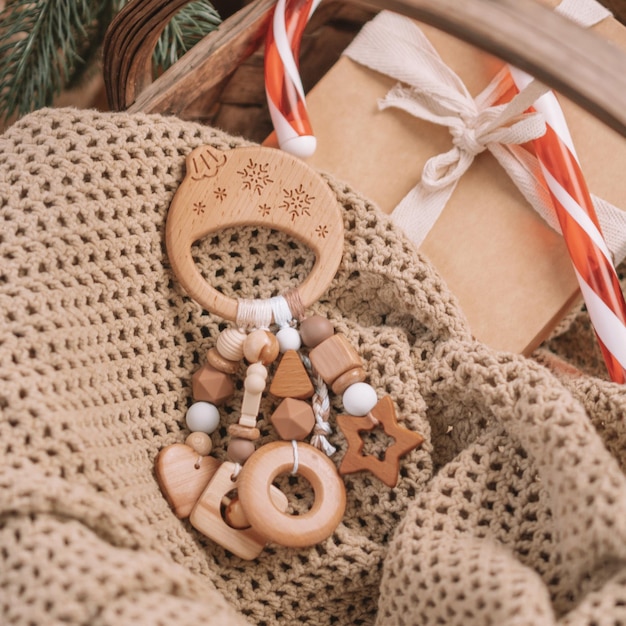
left=224, top=496, right=251, bottom=529
left=216, top=327, right=247, bottom=361
left=192, top=362, right=234, bottom=405
left=207, top=347, right=239, bottom=374
left=308, top=333, right=363, bottom=386
left=243, top=329, right=280, bottom=365
left=299, top=315, right=334, bottom=348
left=185, top=431, right=213, bottom=456
left=228, top=423, right=261, bottom=441
left=331, top=366, right=367, bottom=395
left=227, top=438, right=256, bottom=464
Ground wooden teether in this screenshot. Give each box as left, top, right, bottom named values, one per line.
left=165, top=144, right=344, bottom=322
left=155, top=443, right=221, bottom=518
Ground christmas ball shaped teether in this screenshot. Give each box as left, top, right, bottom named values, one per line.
left=165, top=144, right=344, bottom=322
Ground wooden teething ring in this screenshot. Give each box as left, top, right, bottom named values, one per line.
left=238, top=440, right=347, bottom=547
left=165, top=144, right=344, bottom=322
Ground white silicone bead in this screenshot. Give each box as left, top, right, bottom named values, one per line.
left=342, top=382, right=378, bottom=416
left=185, top=401, right=220, bottom=434
left=276, top=326, right=302, bottom=352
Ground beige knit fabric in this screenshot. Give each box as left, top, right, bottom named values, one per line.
left=1, top=108, right=626, bottom=626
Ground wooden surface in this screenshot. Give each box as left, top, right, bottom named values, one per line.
left=101, top=0, right=626, bottom=138
left=165, top=144, right=344, bottom=322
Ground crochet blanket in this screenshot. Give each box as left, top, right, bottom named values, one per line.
left=2, top=108, right=626, bottom=626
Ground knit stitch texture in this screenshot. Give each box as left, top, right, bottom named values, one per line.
left=1, top=108, right=626, bottom=626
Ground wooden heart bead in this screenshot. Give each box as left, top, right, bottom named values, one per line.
left=155, top=443, right=221, bottom=518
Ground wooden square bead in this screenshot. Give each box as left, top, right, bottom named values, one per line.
left=270, top=398, right=315, bottom=441
left=308, top=333, right=363, bottom=386
left=192, top=362, right=234, bottom=405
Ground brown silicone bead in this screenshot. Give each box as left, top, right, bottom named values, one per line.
left=192, top=362, right=234, bottom=405
left=270, top=397, right=316, bottom=440
left=227, top=438, right=256, bottom=464
left=299, top=315, right=334, bottom=348
left=331, top=367, right=367, bottom=395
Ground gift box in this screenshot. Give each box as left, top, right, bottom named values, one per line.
left=297, top=0, right=626, bottom=355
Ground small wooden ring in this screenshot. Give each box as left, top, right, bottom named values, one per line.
left=237, top=440, right=346, bottom=548
left=165, top=145, right=344, bottom=322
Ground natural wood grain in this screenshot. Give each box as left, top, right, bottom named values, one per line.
left=269, top=350, right=315, bottom=399
left=103, top=0, right=626, bottom=137
left=336, top=395, right=424, bottom=488
left=238, top=440, right=346, bottom=547
left=189, top=461, right=268, bottom=560
left=165, top=144, right=344, bottom=322
left=155, top=443, right=221, bottom=518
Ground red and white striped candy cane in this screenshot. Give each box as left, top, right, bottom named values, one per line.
left=264, top=0, right=322, bottom=158
left=509, top=67, right=626, bottom=383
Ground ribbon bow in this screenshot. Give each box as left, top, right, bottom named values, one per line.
left=343, top=2, right=626, bottom=262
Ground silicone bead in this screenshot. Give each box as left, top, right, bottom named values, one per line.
left=276, top=326, right=302, bottom=352
left=243, top=329, right=280, bottom=365
left=299, top=315, right=334, bottom=348
left=227, top=438, right=256, bottom=464
left=186, top=402, right=220, bottom=434
left=342, top=382, right=378, bottom=416
left=270, top=398, right=315, bottom=440
left=192, top=362, right=234, bottom=405
left=247, top=362, right=268, bottom=380
left=216, top=327, right=247, bottom=362
left=245, top=373, right=267, bottom=394
left=207, top=347, right=239, bottom=374
left=185, top=431, right=213, bottom=456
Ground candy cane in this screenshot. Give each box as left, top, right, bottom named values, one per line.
left=509, top=67, right=626, bottom=383
left=264, top=0, right=321, bottom=158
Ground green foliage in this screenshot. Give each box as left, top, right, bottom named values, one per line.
left=0, top=0, right=221, bottom=120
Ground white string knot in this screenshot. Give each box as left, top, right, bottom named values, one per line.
left=343, top=3, right=626, bottom=262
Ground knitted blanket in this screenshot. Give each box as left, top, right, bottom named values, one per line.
left=2, top=108, right=626, bottom=626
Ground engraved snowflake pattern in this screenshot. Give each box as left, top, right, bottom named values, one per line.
left=214, top=187, right=227, bottom=201
left=258, top=203, right=272, bottom=217
left=192, top=201, right=206, bottom=215
left=237, top=159, right=274, bottom=195
left=281, top=184, right=315, bottom=221
left=315, top=224, right=329, bottom=238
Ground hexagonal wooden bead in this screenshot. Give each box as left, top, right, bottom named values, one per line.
left=308, top=333, right=363, bottom=386
left=192, top=362, right=234, bottom=405
left=270, top=398, right=315, bottom=441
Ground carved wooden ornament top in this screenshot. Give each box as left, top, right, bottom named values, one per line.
left=165, top=145, right=344, bottom=321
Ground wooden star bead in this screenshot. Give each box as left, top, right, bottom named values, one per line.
left=337, top=395, right=424, bottom=488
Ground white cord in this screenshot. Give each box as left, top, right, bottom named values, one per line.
left=290, top=440, right=299, bottom=475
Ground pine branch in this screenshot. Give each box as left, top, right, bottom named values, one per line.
left=0, top=0, right=112, bottom=119
left=153, top=1, right=222, bottom=74
left=0, top=0, right=222, bottom=121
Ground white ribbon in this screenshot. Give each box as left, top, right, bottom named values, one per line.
left=343, top=0, right=626, bottom=262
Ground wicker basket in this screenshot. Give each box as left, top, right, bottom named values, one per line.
left=102, top=0, right=626, bottom=144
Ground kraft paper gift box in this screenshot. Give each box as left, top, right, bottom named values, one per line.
left=293, top=1, right=626, bottom=356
